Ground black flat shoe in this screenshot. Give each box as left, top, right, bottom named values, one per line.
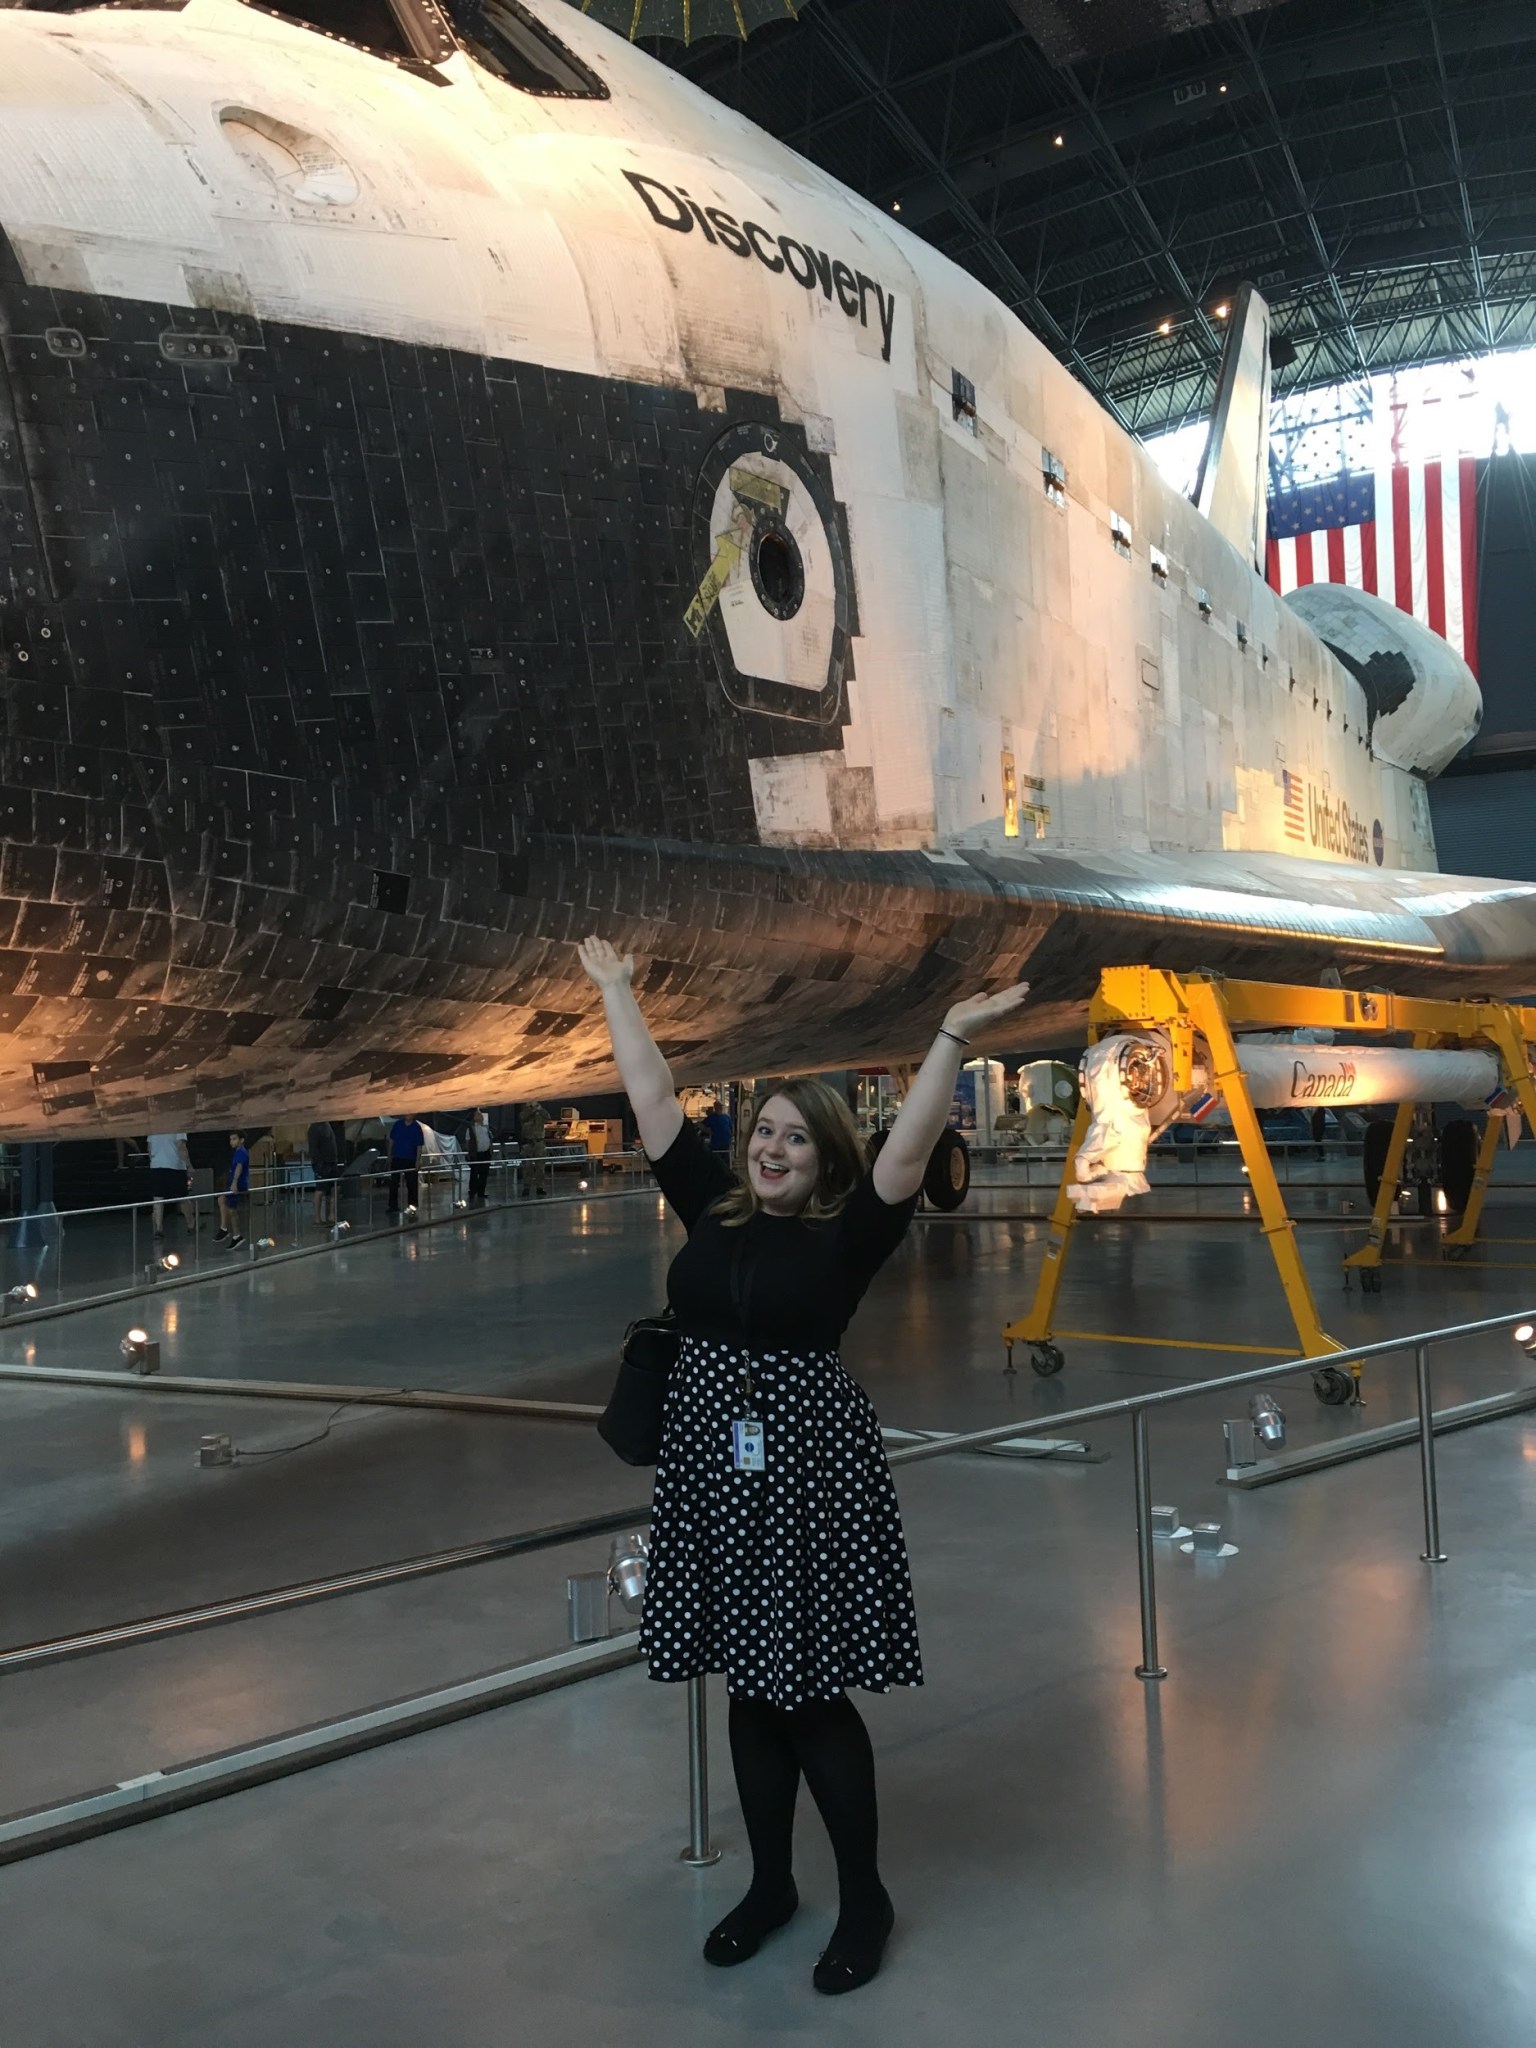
left=812, top=1890, right=895, bottom=1996
left=702, top=1884, right=799, bottom=1967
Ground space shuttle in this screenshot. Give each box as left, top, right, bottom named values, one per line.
left=0, top=0, right=1530, bottom=1139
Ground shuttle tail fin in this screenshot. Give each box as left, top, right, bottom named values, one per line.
left=1191, top=283, right=1271, bottom=575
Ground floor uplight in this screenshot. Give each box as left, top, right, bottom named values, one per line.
left=120, top=1327, right=160, bottom=1374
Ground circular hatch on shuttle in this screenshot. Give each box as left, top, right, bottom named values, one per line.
left=688, top=420, right=858, bottom=726
left=219, top=108, right=360, bottom=207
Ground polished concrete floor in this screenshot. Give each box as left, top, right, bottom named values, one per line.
left=3, top=1149, right=1536, bottom=2044
left=0, top=1146, right=616, bottom=1309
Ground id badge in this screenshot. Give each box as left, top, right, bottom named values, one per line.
left=732, top=1419, right=766, bottom=1473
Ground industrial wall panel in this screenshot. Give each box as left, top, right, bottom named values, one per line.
left=1430, top=769, right=1536, bottom=882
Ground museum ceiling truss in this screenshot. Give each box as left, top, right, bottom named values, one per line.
left=666, top=0, right=1536, bottom=436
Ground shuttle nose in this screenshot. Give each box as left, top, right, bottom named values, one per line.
left=0, top=15, right=220, bottom=309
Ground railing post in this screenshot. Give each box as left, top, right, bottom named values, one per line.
left=679, top=1673, right=722, bottom=1867
left=1132, top=1408, right=1167, bottom=1680
left=1414, top=1342, right=1448, bottom=1563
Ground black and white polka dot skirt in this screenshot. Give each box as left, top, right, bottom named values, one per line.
left=639, top=1335, right=924, bottom=1710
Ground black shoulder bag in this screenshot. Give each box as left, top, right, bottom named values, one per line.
left=597, top=1235, right=750, bottom=1467
left=597, top=1308, right=679, bottom=1467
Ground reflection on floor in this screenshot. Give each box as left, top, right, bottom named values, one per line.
left=2, top=1152, right=1536, bottom=2043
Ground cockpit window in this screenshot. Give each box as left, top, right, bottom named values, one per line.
left=4, top=0, right=604, bottom=95
left=445, top=0, right=608, bottom=97
left=249, top=0, right=455, bottom=67
left=269, top=0, right=413, bottom=55
left=5, top=1, right=189, bottom=12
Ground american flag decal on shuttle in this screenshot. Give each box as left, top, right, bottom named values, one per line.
left=1282, top=768, right=1306, bottom=842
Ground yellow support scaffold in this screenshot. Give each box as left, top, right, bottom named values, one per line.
left=1002, top=970, right=1536, bottom=1401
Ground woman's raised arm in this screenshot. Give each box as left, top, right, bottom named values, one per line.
left=872, top=983, right=1032, bottom=1205
left=577, top=937, right=685, bottom=1161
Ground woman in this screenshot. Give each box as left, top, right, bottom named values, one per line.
left=579, top=935, right=1028, bottom=1994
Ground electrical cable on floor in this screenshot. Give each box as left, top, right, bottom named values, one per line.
left=228, top=1402, right=368, bottom=1463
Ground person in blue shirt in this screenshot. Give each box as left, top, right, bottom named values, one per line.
left=702, top=1099, right=734, bottom=1159
left=215, top=1131, right=250, bottom=1248
left=388, top=1113, right=425, bottom=1217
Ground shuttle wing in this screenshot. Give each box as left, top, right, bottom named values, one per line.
left=557, top=834, right=1536, bottom=1083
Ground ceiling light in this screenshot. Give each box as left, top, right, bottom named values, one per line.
left=1214, top=302, right=1231, bottom=319
left=1053, top=133, right=1064, bottom=147
left=1157, top=319, right=1172, bottom=336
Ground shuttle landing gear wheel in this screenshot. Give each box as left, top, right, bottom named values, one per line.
left=1363, top=1121, right=1393, bottom=1205
left=1031, top=1343, right=1065, bottom=1377
left=1438, top=1118, right=1477, bottom=1215
left=1313, top=1366, right=1354, bottom=1405
left=1359, top=1267, right=1383, bottom=1294
left=923, top=1128, right=971, bottom=1210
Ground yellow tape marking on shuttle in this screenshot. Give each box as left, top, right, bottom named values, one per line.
left=728, top=466, right=787, bottom=516
left=683, top=532, right=743, bottom=638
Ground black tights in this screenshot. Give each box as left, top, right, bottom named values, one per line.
left=722, top=1692, right=885, bottom=1945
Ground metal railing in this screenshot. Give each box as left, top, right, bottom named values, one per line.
left=8, top=1306, right=1531, bottom=1869
left=671, top=1306, right=1536, bottom=1864
left=953, top=1135, right=1536, bottom=1198
left=886, top=1306, right=1536, bottom=1681
left=0, top=1148, right=657, bottom=1320
left=0, top=1504, right=654, bottom=1676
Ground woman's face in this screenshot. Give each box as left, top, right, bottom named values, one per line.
left=746, top=1095, right=820, bottom=1215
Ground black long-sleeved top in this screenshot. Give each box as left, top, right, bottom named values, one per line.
left=651, top=1121, right=918, bottom=1352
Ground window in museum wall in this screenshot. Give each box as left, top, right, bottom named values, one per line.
left=952, top=370, right=978, bottom=435
left=1041, top=449, right=1066, bottom=508
left=1110, top=511, right=1132, bottom=558
left=447, top=0, right=609, bottom=95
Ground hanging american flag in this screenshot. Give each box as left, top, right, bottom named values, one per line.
left=1266, top=457, right=1480, bottom=674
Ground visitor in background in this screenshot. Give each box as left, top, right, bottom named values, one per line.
left=214, top=1131, right=249, bottom=1249
left=465, top=1109, right=493, bottom=1203
left=702, top=1097, right=734, bottom=1160
left=387, top=1112, right=425, bottom=1217
left=308, top=1118, right=340, bottom=1225
left=147, top=1132, right=193, bottom=1238
left=517, top=1099, right=550, bottom=1198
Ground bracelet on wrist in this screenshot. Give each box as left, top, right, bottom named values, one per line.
left=938, top=1026, right=970, bottom=1049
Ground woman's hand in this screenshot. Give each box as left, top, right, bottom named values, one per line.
left=942, top=981, right=1031, bottom=1042
left=578, top=936, right=635, bottom=992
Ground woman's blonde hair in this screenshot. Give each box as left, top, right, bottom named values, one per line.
left=714, top=1077, right=866, bottom=1226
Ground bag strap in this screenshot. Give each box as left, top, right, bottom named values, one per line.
left=728, top=1231, right=755, bottom=1344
